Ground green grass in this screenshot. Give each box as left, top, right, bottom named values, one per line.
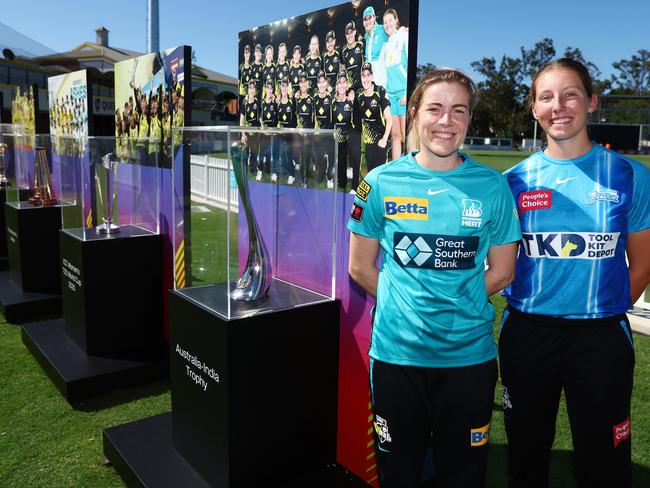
left=467, top=150, right=650, bottom=173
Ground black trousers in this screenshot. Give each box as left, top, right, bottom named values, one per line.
left=499, top=307, right=634, bottom=488
left=337, top=130, right=361, bottom=190
left=246, top=132, right=260, bottom=173
left=370, top=358, right=497, bottom=488
left=365, top=141, right=388, bottom=172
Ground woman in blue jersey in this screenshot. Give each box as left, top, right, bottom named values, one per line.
left=348, top=68, right=521, bottom=488
left=500, top=58, right=650, bottom=488
left=380, top=8, right=408, bottom=161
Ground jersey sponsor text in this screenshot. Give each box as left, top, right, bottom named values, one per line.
left=384, top=197, right=428, bottom=220
left=521, top=232, right=620, bottom=259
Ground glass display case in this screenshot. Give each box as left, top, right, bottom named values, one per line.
left=172, top=126, right=338, bottom=320
left=60, top=136, right=160, bottom=241
left=4, top=134, right=83, bottom=209
left=0, top=123, right=24, bottom=191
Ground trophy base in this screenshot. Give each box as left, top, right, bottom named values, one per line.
left=96, top=223, right=120, bottom=235
left=28, top=197, right=58, bottom=207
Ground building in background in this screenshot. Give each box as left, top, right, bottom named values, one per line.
left=0, top=25, right=238, bottom=132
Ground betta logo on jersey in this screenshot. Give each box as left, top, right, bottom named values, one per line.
left=613, top=417, right=630, bottom=448
left=586, top=188, right=620, bottom=205
left=384, top=197, right=429, bottom=220
left=470, top=421, right=491, bottom=447
left=521, top=232, right=620, bottom=259
left=394, top=233, right=478, bottom=270
left=518, top=190, right=552, bottom=215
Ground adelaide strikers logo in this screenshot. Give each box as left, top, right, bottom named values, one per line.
left=461, top=199, right=483, bottom=228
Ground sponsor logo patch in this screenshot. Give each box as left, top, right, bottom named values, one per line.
left=394, top=233, right=479, bottom=270
left=521, top=232, right=619, bottom=259
left=519, top=190, right=552, bottom=215
left=586, top=188, right=620, bottom=205
left=471, top=421, right=491, bottom=447
left=356, top=180, right=371, bottom=202
left=613, top=417, right=630, bottom=448
left=374, top=415, right=392, bottom=449
left=350, top=202, right=364, bottom=222
left=384, top=197, right=429, bottom=220
left=461, top=199, right=483, bottom=227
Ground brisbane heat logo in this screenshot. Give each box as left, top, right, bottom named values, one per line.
left=521, top=232, right=620, bottom=259
left=384, top=197, right=429, bottom=220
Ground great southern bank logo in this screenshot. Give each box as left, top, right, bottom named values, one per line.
left=384, top=197, right=429, bottom=220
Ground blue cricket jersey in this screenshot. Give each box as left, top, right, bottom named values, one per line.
left=348, top=152, right=521, bottom=367
left=504, top=144, right=650, bottom=318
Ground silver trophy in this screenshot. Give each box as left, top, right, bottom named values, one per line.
left=0, top=143, right=8, bottom=188
left=230, top=140, right=272, bottom=301
left=95, top=153, right=120, bottom=235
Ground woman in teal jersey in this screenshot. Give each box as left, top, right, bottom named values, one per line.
left=381, top=8, right=408, bottom=161
left=500, top=59, right=650, bottom=488
left=348, top=68, right=521, bottom=487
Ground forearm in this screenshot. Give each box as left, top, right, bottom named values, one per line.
left=349, top=264, right=379, bottom=298
left=485, top=267, right=514, bottom=296
left=629, top=266, right=650, bottom=304
left=382, top=108, right=392, bottom=141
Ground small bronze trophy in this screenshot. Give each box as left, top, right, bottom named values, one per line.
left=95, top=153, right=120, bottom=235
left=230, top=140, right=272, bottom=301
left=0, top=143, right=9, bottom=188
left=28, top=147, right=57, bottom=206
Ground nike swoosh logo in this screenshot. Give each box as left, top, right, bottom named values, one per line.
left=427, top=189, right=448, bottom=196
left=555, top=177, right=577, bottom=184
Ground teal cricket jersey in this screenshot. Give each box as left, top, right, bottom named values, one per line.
left=348, top=152, right=521, bottom=367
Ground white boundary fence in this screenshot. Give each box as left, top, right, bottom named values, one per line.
left=189, top=154, right=239, bottom=212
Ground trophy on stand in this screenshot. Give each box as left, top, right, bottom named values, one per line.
left=28, top=147, right=57, bottom=206
left=229, top=140, right=272, bottom=301
left=0, top=143, right=9, bottom=188
left=95, top=153, right=120, bottom=235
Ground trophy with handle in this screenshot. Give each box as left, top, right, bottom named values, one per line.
left=95, top=153, right=120, bottom=234
left=0, top=143, right=9, bottom=188
left=28, top=147, right=57, bottom=206
left=229, top=140, right=272, bottom=301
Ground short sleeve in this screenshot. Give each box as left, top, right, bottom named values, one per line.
left=628, top=162, right=650, bottom=233
left=380, top=88, right=390, bottom=111
left=489, top=174, right=522, bottom=246
left=347, top=170, right=383, bottom=238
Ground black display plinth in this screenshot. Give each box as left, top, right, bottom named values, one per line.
left=104, top=413, right=368, bottom=488
left=20, top=227, right=167, bottom=404
left=104, top=285, right=341, bottom=487
left=59, top=226, right=165, bottom=358
left=0, top=202, right=62, bottom=322
left=0, top=188, right=7, bottom=271
left=22, top=320, right=168, bottom=405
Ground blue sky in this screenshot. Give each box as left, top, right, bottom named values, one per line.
left=2, top=0, right=648, bottom=82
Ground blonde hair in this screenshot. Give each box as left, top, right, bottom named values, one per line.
left=406, top=68, right=479, bottom=151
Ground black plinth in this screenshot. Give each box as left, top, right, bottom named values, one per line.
left=20, top=227, right=167, bottom=404
left=5, top=202, right=62, bottom=293
left=0, top=271, right=61, bottom=322
left=103, top=285, right=341, bottom=487
left=104, top=413, right=368, bottom=488
left=0, top=202, right=63, bottom=321
left=60, top=226, right=165, bottom=358
left=0, top=188, right=7, bottom=270
left=21, top=320, right=168, bottom=404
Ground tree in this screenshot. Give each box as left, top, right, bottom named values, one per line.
left=415, top=63, right=436, bottom=83
left=612, top=49, right=650, bottom=94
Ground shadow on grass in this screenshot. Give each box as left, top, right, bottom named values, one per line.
left=73, top=379, right=171, bottom=412
left=418, top=444, right=650, bottom=487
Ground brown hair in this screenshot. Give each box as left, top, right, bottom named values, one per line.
left=406, top=68, right=479, bottom=151
left=383, top=8, right=399, bottom=27
left=530, top=58, right=595, bottom=109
